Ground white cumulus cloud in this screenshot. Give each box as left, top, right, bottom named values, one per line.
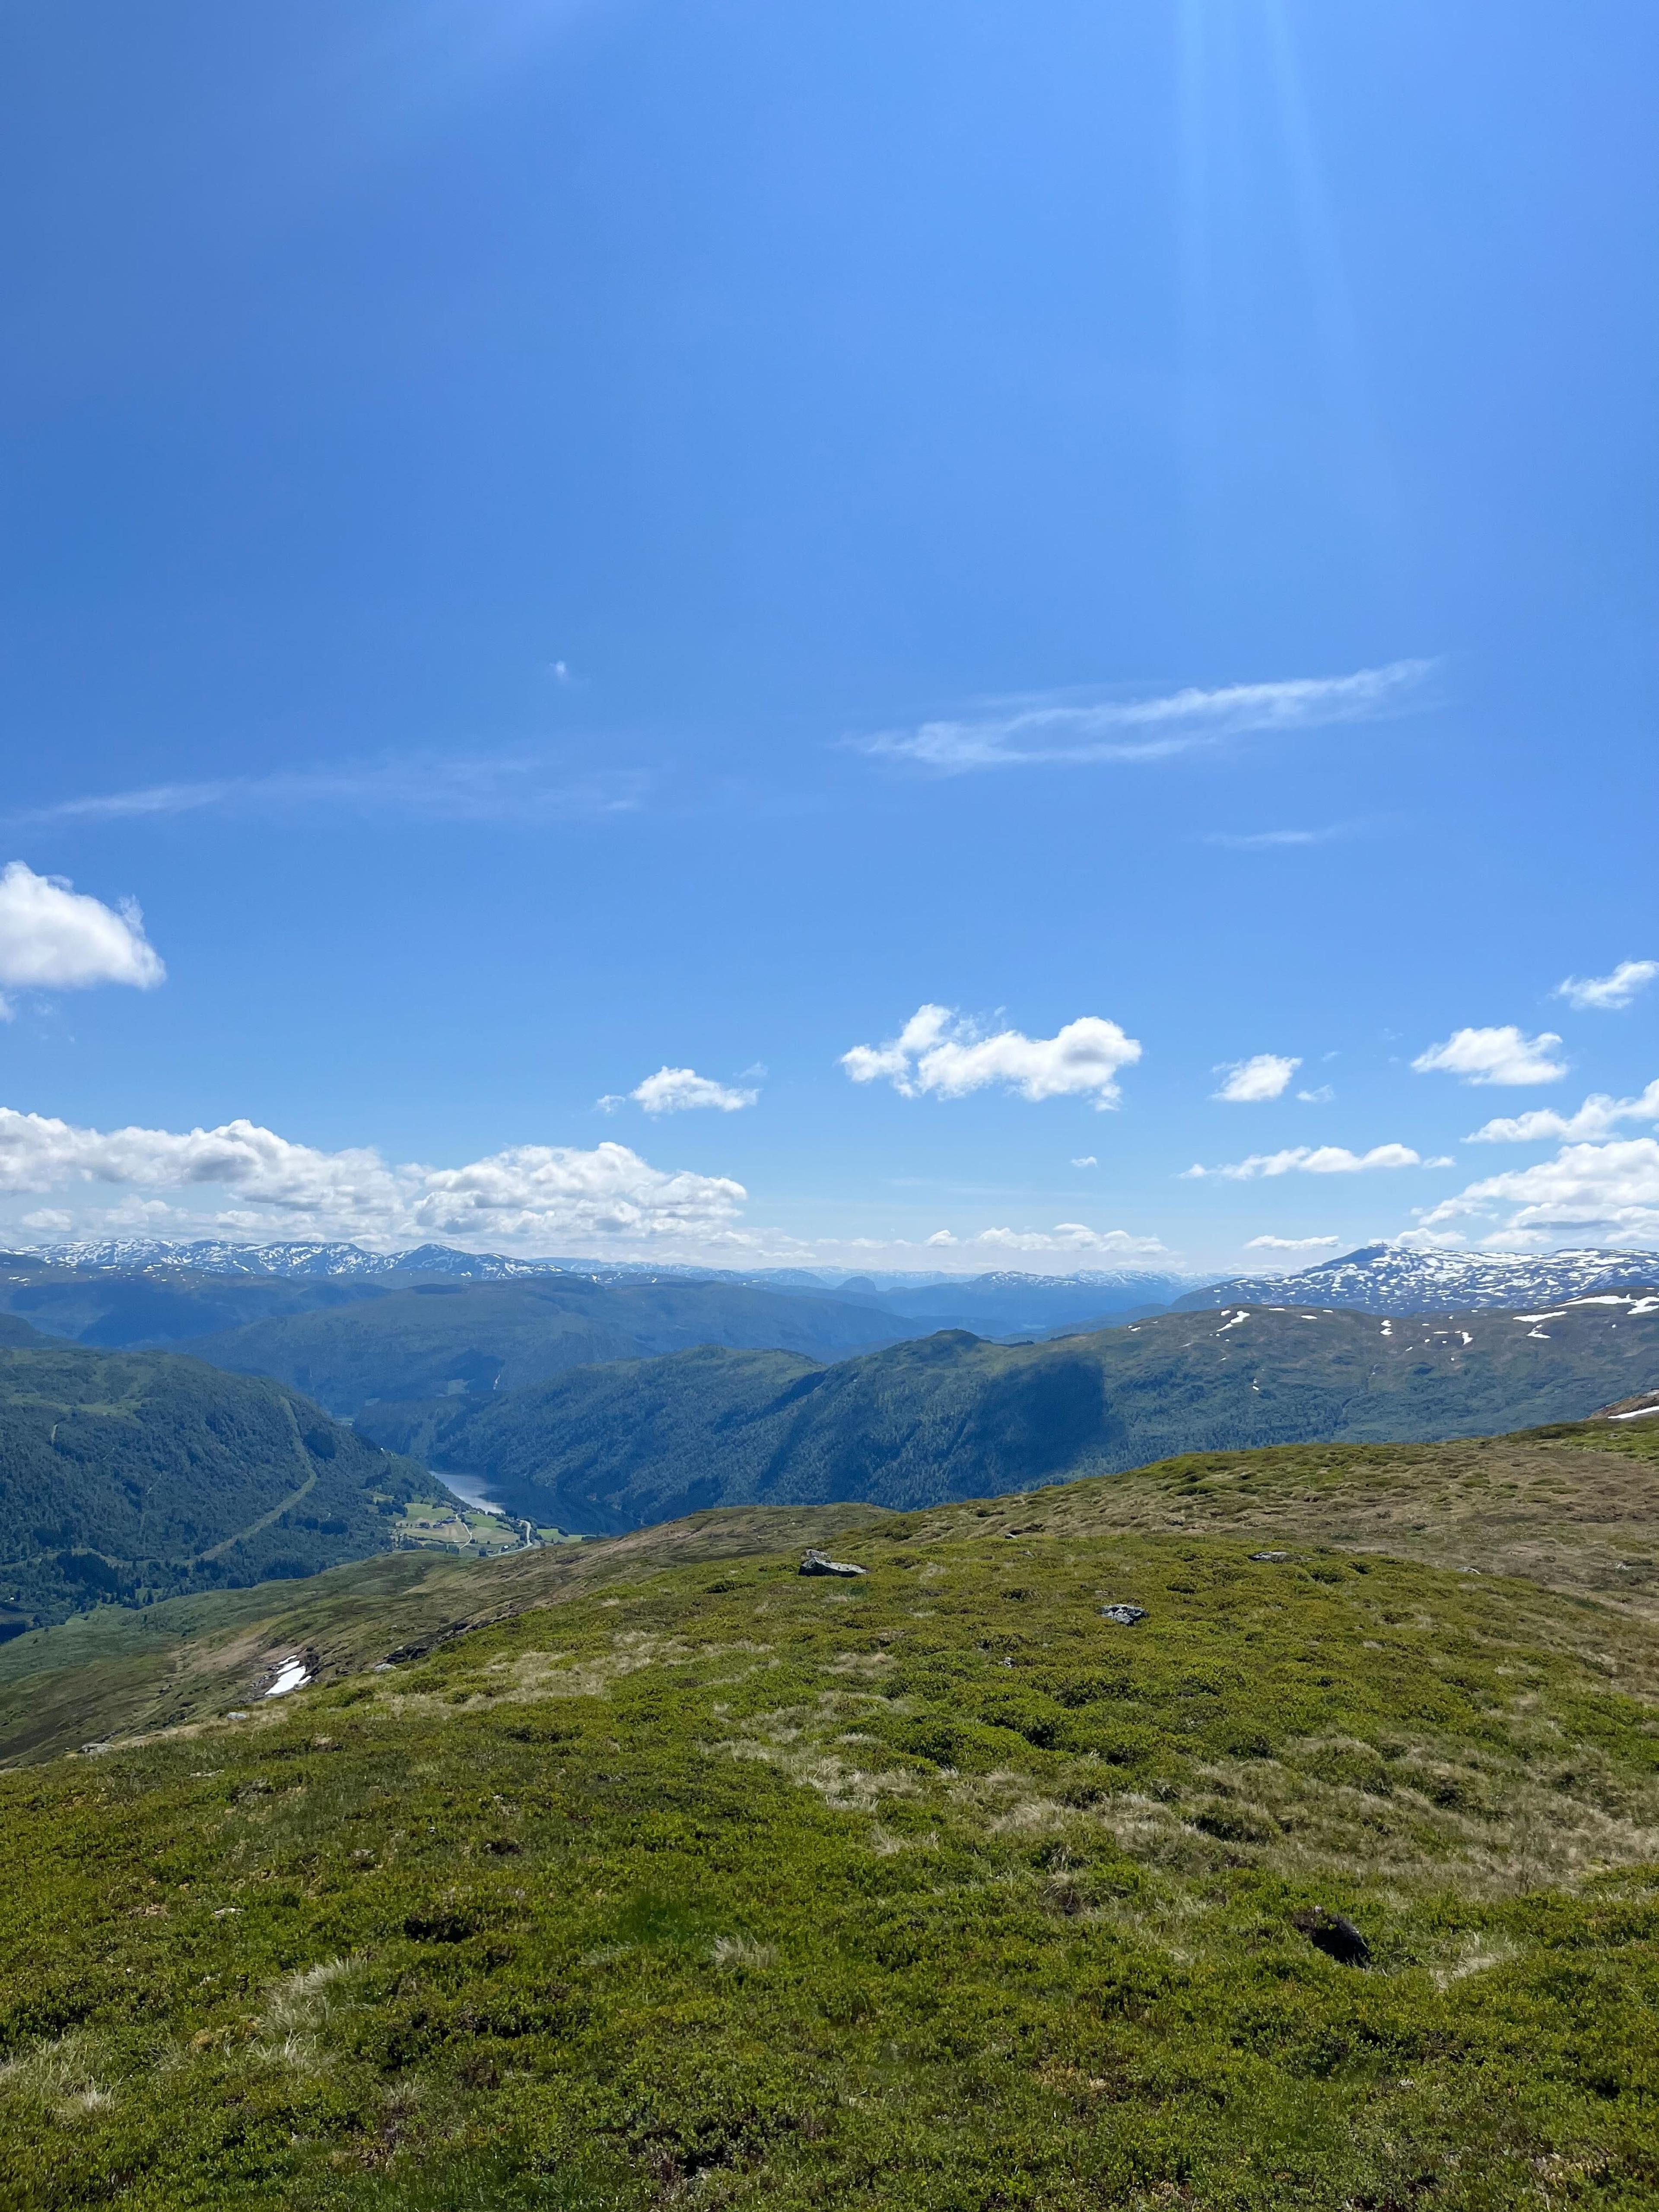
left=1071, top=1155, right=1098, bottom=1168
left=1554, top=960, right=1658, bottom=1012
left=842, top=1005, right=1141, bottom=1110
left=1421, top=1138, right=1659, bottom=1243
left=0, top=1109, right=746, bottom=1249
left=611, top=1067, right=759, bottom=1115
left=1244, top=1234, right=1342, bottom=1251
left=1412, top=1026, right=1567, bottom=1087
left=926, top=1223, right=1166, bottom=1255
left=855, top=661, right=1433, bottom=774
left=1183, top=1144, right=1427, bottom=1181
left=1214, top=1053, right=1300, bottom=1103
left=1465, top=1080, right=1659, bottom=1145
left=0, top=862, right=165, bottom=1010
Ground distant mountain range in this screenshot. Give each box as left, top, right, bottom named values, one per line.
left=47, top=1238, right=572, bottom=1281
left=367, top=1287, right=1659, bottom=1534
left=13, top=1239, right=1659, bottom=1443
left=44, top=1238, right=1200, bottom=1309
left=31, top=1234, right=1659, bottom=1327
left=5, top=1242, right=1203, bottom=1348
left=174, top=1275, right=908, bottom=1417
left=6, top=1243, right=1656, bottom=1627
left=1175, top=1244, right=1659, bottom=1316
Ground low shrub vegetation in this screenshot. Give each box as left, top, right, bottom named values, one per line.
left=3, top=1494, right=1659, bottom=2207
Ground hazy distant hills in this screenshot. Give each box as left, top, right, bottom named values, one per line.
left=1175, top=1243, right=1659, bottom=1316
left=7, top=1243, right=1201, bottom=1348
left=380, top=1287, right=1659, bottom=1533
left=817, top=1268, right=1187, bottom=1335
left=6, top=1239, right=1212, bottom=1371
left=0, top=1344, right=443, bottom=1633
left=29, top=1233, right=1659, bottom=1336
left=174, top=1275, right=909, bottom=1419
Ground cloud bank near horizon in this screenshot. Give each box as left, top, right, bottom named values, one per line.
left=924, top=1223, right=1167, bottom=1256
left=1421, top=1137, right=1659, bottom=1246
left=0, top=1108, right=746, bottom=1250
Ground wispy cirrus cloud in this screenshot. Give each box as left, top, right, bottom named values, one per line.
left=853, top=660, right=1433, bottom=775
left=10, top=753, right=647, bottom=829
left=1203, top=824, right=1360, bottom=850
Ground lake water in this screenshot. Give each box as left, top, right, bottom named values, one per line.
left=439, top=1471, right=506, bottom=1514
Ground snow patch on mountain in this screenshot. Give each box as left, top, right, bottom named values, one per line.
left=1176, top=1243, right=1659, bottom=1317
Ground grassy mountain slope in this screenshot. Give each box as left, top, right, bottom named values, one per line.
left=181, top=1277, right=903, bottom=1421
left=403, top=1294, right=1659, bottom=1532
left=2, top=1419, right=1658, bottom=2206
left=3, top=1412, right=1654, bottom=1762
left=0, top=1346, right=447, bottom=1632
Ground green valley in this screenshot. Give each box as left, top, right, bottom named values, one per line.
left=387, top=1292, right=1659, bottom=1533
left=0, top=1345, right=453, bottom=1634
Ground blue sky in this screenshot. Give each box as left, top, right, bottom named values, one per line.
left=2, top=0, right=1656, bottom=1272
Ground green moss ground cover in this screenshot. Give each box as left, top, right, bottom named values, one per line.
left=4, top=1504, right=1659, bottom=2209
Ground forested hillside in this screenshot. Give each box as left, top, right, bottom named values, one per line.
left=0, top=1347, right=446, bottom=1632
left=180, top=1274, right=903, bottom=1417
left=391, top=1292, right=1659, bottom=1532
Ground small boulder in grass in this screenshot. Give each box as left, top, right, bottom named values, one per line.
left=1100, top=1604, right=1147, bottom=1626
left=1294, top=1905, right=1370, bottom=1967
left=799, top=1550, right=868, bottom=1578
left=1249, top=1551, right=1289, bottom=1563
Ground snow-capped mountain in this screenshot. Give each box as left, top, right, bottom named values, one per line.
left=1175, top=1243, right=1659, bottom=1317
left=13, top=1239, right=1211, bottom=1303
left=42, top=1238, right=563, bottom=1280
